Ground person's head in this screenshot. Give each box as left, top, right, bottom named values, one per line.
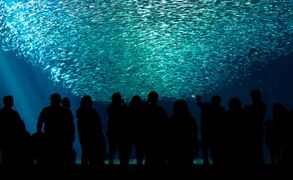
left=147, top=91, right=158, bottom=105
left=173, top=99, right=189, bottom=115
left=111, top=92, right=122, bottom=105
left=3, top=95, right=13, bottom=108
left=272, top=102, right=288, bottom=118
left=49, top=93, right=61, bottom=107
left=250, top=89, right=262, bottom=102
left=80, top=95, right=93, bottom=108
left=211, top=95, right=222, bottom=105
left=130, top=95, right=142, bottom=106
left=228, top=97, right=242, bottom=110
left=62, top=97, right=71, bottom=108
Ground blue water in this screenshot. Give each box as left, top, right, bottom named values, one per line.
left=1, top=0, right=293, bottom=102
left=1, top=0, right=293, bottom=163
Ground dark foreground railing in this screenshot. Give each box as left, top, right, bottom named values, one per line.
left=0, top=164, right=291, bottom=180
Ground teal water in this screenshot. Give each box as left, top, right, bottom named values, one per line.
left=1, top=0, right=293, bottom=102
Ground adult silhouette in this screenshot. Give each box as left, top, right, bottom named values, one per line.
left=285, top=109, right=293, bottom=166
left=244, top=89, right=266, bottom=166
left=196, top=95, right=226, bottom=165
left=0, top=95, right=31, bottom=167
left=37, top=93, right=74, bottom=168
left=127, top=95, right=146, bottom=167
left=264, top=119, right=279, bottom=165
left=271, top=102, right=289, bottom=165
left=61, top=97, right=76, bottom=165
left=168, top=99, right=198, bottom=171
left=106, top=92, right=128, bottom=167
left=144, top=91, right=168, bottom=170
left=223, top=98, right=248, bottom=169
left=76, top=95, right=105, bottom=169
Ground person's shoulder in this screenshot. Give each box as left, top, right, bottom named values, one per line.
left=0, top=107, right=9, bottom=113
left=3, top=108, right=19, bottom=114
left=107, top=104, right=114, bottom=110
left=42, top=106, right=51, bottom=110
left=89, top=107, right=99, bottom=113
left=11, top=108, right=20, bottom=114
left=158, top=105, right=167, bottom=114
left=64, top=107, right=73, bottom=114
left=157, top=105, right=165, bottom=110
left=76, top=107, right=89, bottom=114
left=219, top=105, right=226, bottom=111
left=40, top=106, right=55, bottom=114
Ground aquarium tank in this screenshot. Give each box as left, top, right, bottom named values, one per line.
left=1, top=0, right=293, bottom=163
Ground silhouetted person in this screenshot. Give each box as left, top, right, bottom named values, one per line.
left=264, top=119, right=279, bottom=165
left=223, top=98, right=248, bottom=169
left=168, top=99, right=198, bottom=172
left=106, top=92, right=128, bottom=167
left=61, top=97, right=76, bottom=165
left=244, top=89, right=266, bottom=166
left=31, top=132, right=46, bottom=165
left=144, top=91, right=168, bottom=170
left=37, top=93, right=75, bottom=171
left=0, top=95, right=31, bottom=168
left=285, top=109, right=293, bottom=166
left=76, top=95, right=105, bottom=170
left=196, top=95, right=226, bottom=165
left=127, top=95, right=146, bottom=167
left=271, top=102, right=289, bottom=165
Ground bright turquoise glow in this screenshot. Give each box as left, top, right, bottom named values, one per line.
left=1, top=0, right=293, bottom=102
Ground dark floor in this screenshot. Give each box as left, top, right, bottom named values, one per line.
left=0, top=164, right=291, bottom=179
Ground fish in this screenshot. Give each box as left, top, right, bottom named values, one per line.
left=0, top=0, right=292, bottom=102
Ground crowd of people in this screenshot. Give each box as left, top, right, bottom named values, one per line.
left=0, top=89, right=292, bottom=173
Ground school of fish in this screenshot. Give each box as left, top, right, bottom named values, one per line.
left=1, top=0, right=292, bottom=102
